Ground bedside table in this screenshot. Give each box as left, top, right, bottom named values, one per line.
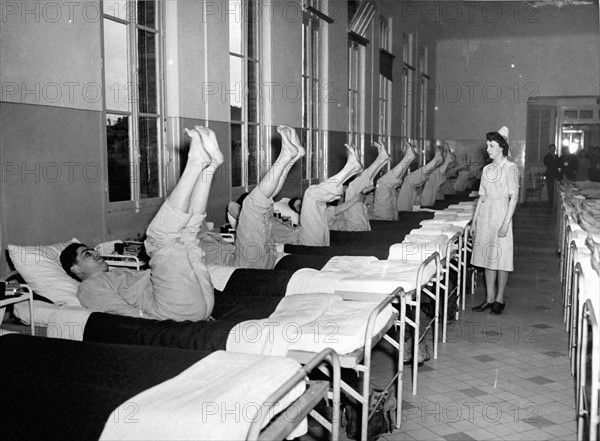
left=0, top=283, right=35, bottom=336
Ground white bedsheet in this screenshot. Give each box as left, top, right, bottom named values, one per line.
left=334, top=259, right=433, bottom=294
left=578, top=256, right=600, bottom=313
left=100, top=350, right=306, bottom=441
left=13, top=301, right=90, bottom=341
left=409, top=225, right=462, bottom=239
left=285, top=256, right=434, bottom=296
left=207, top=264, right=237, bottom=291
left=388, top=234, right=449, bottom=261
left=226, top=293, right=396, bottom=356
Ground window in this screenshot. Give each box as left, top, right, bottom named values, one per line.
left=378, top=17, right=392, bottom=146
left=401, top=33, right=415, bottom=146
left=348, top=40, right=364, bottom=151
left=229, top=0, right=261, bottom=188
left=302, top=0, right=333, bottom=182
left=103, top=0, right=163, bottom=211
left=302, top=11, right=322, bottom=182
left=417, top=46, right=429, bottom=153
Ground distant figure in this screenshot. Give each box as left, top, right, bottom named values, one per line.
left=559, top=146, right=579, bottom=181
left=543, top=143, right=560, bottom=207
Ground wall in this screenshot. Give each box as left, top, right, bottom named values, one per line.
left=0, top=1, right=107, bottom=274
left=431, top=1, right=599, bottom=167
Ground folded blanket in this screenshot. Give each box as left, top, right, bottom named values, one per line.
left=285, top=268, right=345, bottom=295
left=14, top=301, right=91, bottom=341
left=333, top=260, right=430, bottom=294
left=388, top=234, right=449, bottom=261
left=227, top=293, right=396, bottom=356
left=100, top=351, right=306, bottom=441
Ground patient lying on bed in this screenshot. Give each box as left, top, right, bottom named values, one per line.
left=60, top=126, right=222, bottom=322
left=234, top=127, right=364, bottom=269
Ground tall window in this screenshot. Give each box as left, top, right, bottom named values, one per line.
left=401, top=33, right=414, bottom=145
left=229, top=0, right=261, bottom=188
left=302, top=10, right=321, bottom=182
left=378, top=18, right=392, bottom=145
left=302, top=0, right=333, bottom=182
left=417, top=46, right=430, bottom=153
left=103, top=0, right=163, bottom=211
left=348, top=40, right=364, bottom=150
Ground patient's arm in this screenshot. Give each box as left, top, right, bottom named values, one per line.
left=334, top=193, right=364, bottom=216
left=78, top=273, right=149, bottom=319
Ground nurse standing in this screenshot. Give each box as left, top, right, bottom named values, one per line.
left=471, top=126, right=520, bottom=315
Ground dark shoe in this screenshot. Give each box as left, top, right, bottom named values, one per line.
left=403, top=345, right=430, bottom=367
left=491, top=301, right=505, bottom=315
left=472, top=301, right=493, bottom=312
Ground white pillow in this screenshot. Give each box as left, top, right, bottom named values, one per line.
left=7, top=239, right=82, bottom=306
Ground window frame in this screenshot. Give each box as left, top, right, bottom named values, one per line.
left=378, top=17, right=392, bottom=152
left=348, top=39, right=365, bottom=156
left=401, top=32, right=415, bottom=150
left=101, top=0, right=165, bottom=214
left=417, top=45, right=430, bottom=156
left=229, top=0, right=262, bottom=191
left=301, top=6, right=326, bottom=184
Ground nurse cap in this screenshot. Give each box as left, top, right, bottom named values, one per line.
left=497, top=126, right=509, bottom=142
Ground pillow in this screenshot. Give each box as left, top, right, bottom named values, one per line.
left=7, top=239, right=82, bottom=306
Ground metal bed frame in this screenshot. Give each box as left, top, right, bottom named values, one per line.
left=286, top=293, right=402, bottom=441
left=577, top=299, right=599, bottom=441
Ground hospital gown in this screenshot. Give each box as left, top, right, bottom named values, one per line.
left=330, top=172, right=371, bottom=231
left=235, top=180, right=341, bottom=269
left=78, top=201, right=215, bottom=321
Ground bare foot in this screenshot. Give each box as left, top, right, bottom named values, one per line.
left=402, top=140, right=417, bottom=162
left=280, top=125, right=306, bottom=161
left=184, top=127, right=211, bottom=166
left=433, top=145, right=445, bottom=166
left=195, top=126, right=224, bottom=166
left=277, top=125, right=299, bottom=161
left=374, top=141, right=391, bottom=162
left=344, top=143, right=363, bottom=173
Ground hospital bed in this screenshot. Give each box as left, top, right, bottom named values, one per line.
left=0, top=333, right=341, bottom=441
left=2, top=256, right=400, bottom=441
left=574, top=256, right=600, bottom=441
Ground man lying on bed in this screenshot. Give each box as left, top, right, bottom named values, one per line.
left=232, top=126, right=364, bottom=269
left=60, top=126, right=222, bottom=322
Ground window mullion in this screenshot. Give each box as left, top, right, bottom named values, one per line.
left=129, top=2, right=141, bottom=211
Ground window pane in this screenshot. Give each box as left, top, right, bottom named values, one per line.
left=248, top=124, right=258, bottom=185
left=104, top=19, right=129, bottom=112
left=311, top=78, right=319, bottom=128
left=229, top=56, right=243, bottom=121
left=311, top=130, right=319, bottom=179
left=302, top=21, right=308, bottom=76
left=138, top=0, right=155, bottom=28
left=311, top=25, right=319, bottom=79
left=231, top=123, right=243, bottom=187
left=247, top=60, right=259, bottom=122
left=103, top=0, right=129, bottom=21
left=301, top=128, right=308, bottom=180
left=106, top=114, right=131, bottom=202
left=247, top=0, right=258, bottom=59
left=138, top=29, right=157, bottom=114
left=302, top=76, right=309, bottom=128
left=229, top=0, right=242, bottom=54
left=139, top=117, right=159, bottom=199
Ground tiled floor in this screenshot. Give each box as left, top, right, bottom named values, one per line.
left=335, top=202, right=576, bottom=441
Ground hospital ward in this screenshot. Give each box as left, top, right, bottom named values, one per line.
left=1, top=0, right=599, bottom=440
